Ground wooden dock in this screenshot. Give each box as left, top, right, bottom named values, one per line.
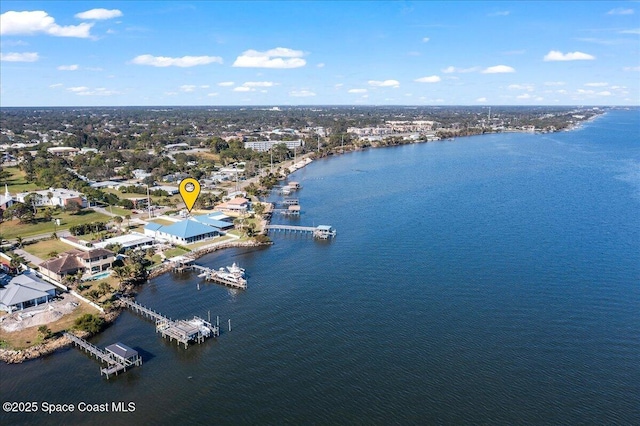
left=264, top=224, right=337, bottom=239
left=171, top=259, right=247, bottom=290
left=64, top=332, right=142, bottom=379
left=121, top=298, right=219, bottom=348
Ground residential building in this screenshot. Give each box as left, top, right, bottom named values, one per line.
left=214, top=197, right=250, bottom=214
left=15, top=188, right=87, bottom=208
left=244, top=140, right=304, bottom=152
left=0, top=270, right=58, bottom=313
left=38, top=248, right=115, bottom=283
left=143, top=219, right=220, bottom=245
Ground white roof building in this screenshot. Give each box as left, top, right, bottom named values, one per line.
left=0, top=270, right=58, bottom=313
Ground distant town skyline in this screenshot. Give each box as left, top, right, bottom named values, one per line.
left=1, top=1, right=639, bottom=106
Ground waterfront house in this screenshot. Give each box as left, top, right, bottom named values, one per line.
left=38, top=248, right=115, bottom=283
left=143, top=219, right=220, bottom=245
left=0, top=271, right=58, bottom=313
left=214, top=197, right=250, bottom=214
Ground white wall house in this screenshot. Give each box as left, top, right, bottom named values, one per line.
left=15, top=188, right=87, bottom=208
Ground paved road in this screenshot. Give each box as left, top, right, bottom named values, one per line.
left=13, top=248, right=45, bottom=265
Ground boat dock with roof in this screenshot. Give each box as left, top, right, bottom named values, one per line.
left=64, top=332, right=142, bottom=379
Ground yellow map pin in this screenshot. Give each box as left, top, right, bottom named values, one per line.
left=179, top=178, right=201, bottom=212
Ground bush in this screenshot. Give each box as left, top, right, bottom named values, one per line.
left=73, top=314, right=105, bottom=334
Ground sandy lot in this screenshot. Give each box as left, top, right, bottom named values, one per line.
left=0, top=293, right=80, bottom=333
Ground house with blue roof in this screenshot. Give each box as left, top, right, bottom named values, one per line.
left=144, top=219, right=220, bottom=244
left=191, top=214, right=235, bottom=231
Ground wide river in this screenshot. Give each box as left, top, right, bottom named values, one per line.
left=2, top=109, right=639, bottom=425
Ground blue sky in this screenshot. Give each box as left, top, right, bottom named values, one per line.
left=1, top=1, right=638, bottom=106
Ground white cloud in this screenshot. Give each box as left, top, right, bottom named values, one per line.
left=242, top=81, right=278, bottom=87
left=132, top=54, right=223, bottom=67
left=0, top=11, right=93, bottom=38
left=482, top=65, right=515, bottom=73
left=75, top=87, right=119, bottom=96
left=597, top=91, right=612, bottom=96
left=290, top=90, right=316, bottom=97
left=57, top=64, right=78, bottom=71
left=317, top=62, right=325, bottom=68
left=233, top=47, right=306, bottom=69
left=200, top=85, right=210, bottom=89
left=488, top=11, right=510, bottom=17
left=620, top=28, right=640, bottom=34
left=368, top=79, right=400, bottom=88
left=233, top=86, right=251, bottom=92
left=442, top=65, right=480, bottom=73
left=0, top=51, right=38, bottom=62
left=623, top=66, right=640, bottom=71
left=607, top=8, right=634, bottom=15
left=476, top=97, right=487, bottom=102
left=508, top=84, right=534, bottom=91
left=543, top=50, right=595, bottom=61
left=415, top=75, right=441, bottom=83
left=516, top=93, right=531, bottom=99
left=74, top=9, right=123, bottom=20
left=422, top=37, right=430, bottom=42
left=207, top=92, right=219, bottom=97
left=49, top=83, right=63, bottom=88
left=68, top=86, right=90, bottom=93
left=584, top=82, right=608, bottom=87
left=180, top=85, right=196, bottom=92
left=544, top=81, right=566, bottom=86
left=218, top=81, right=235, bottom=87
left=334, top=83, right=344, bottom=88
left=556, top=89, right=568, bottom=94
left=348, top=89, right=367, bottom=93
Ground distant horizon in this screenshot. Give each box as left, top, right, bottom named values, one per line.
left=2, top=1, right=638, bottom=107
left=1, top=104, right=636, bottom=109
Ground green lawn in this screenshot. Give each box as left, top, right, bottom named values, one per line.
left=106, top=206, right=133, bottom=217
left=164, top=247, right=191, bottom=258
left=20, top=239, right=76, bottom=259
left=1, top=209, right=111, bottom=240
left=1, top=167, right=40, bottom=192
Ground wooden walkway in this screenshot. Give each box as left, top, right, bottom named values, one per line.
left=121, top=298, right=219, bottom=348
left=265, top=224, right=337, bottom=239
left=64, top=332, right=141, bottom=379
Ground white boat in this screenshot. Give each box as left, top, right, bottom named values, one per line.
left=226, top=262, right=245, bottom=276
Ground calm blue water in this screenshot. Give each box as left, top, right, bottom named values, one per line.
left=2, top=109, right=639, bottom=425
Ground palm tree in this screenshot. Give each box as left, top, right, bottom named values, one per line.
left=112, top=265, right=132, bottom=290
left=15, top=236, right=23, bottom=248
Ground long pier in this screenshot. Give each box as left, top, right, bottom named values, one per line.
left=64, top=332, right=142, bottom=379
left=121, top=298, right=219, bottom=348
left=265, top=224, right=337, bottom=239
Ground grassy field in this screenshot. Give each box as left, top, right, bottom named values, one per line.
left=20, top=239, right=76, bottom=259
left=1, top=209, right=111, bottom=240
left=1, top=167, right=40, bottom=193
left=164, top=247, right=191, bottom=258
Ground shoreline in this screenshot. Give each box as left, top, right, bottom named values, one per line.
left=0, top=113, right=604, bottom=365
left=0, top=239, right=271, bottom=364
